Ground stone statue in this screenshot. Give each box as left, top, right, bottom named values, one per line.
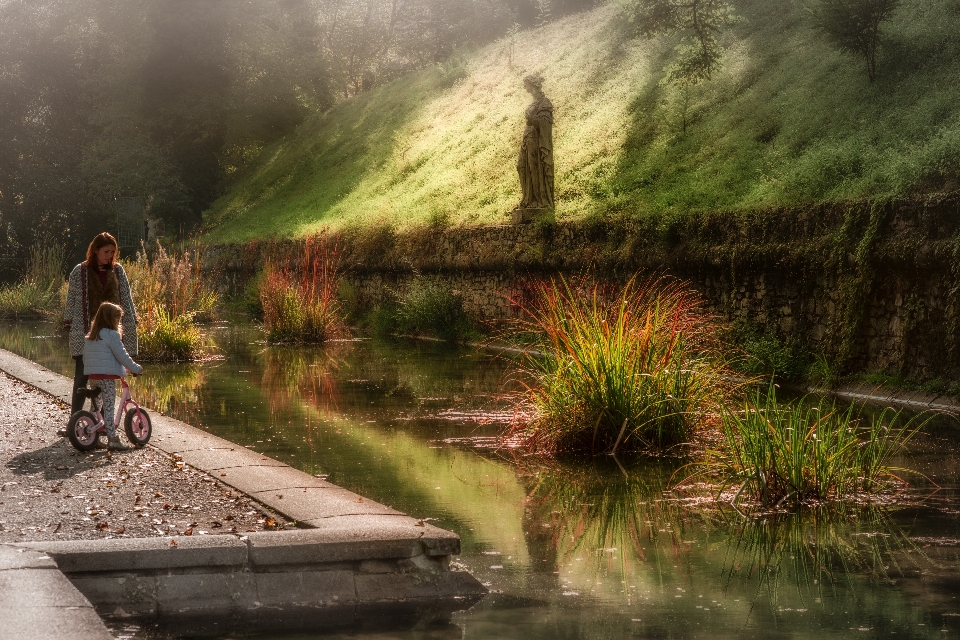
left=516, top=74, right=554, bottom=212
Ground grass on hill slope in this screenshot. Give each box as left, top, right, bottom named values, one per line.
left=204, top=0, right=960, bottom=242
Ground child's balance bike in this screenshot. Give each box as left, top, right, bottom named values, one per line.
left=67, top=376, right=152, bottom=451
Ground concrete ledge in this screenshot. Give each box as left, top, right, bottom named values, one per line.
left=16, top=529, right=486, bottom=626
left=19, top=534, right=249, bottom=574
left=20, top=527, right=464, bottom=574
left=0, top=545, right=112, bottom=640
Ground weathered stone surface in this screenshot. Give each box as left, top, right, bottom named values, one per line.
left=0, top=543, right=57, bottom=571
left=0, top=544, right=113, bottom=640
left=20, top=535, right=248, bottom=573
left=150, top=418, right=237, bottom=452
left=355, top=572, right=445, bottom=601
left=0, top=351, right=73, bottom=404
left=254, top=570, right=356, bottom=606
left=70, top=574, right=159, bottom=617
left=248, top=486, right=403, bottom=522
left=246, top=526, right=423, bottom=566
left=156, top=572, right=258, bottom=615
left=217, top=464, right=333, bottom=495
left=0, top=606, right=112, bottom=640
left=178, top=447, right=290, bottom=471
left=0, top=566, right=93, bottom=608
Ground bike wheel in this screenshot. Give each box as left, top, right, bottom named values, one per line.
left=124, top=407, right=152, bottom=446
left=68, top=411, right=100, bottom=451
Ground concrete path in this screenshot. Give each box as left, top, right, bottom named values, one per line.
left=0, top=544, right=112, bottom=640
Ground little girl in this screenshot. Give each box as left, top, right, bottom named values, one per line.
left=83, top=302, right=144, bottom=451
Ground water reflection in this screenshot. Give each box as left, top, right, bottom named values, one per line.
left=1, top=319, right=959, bottom=639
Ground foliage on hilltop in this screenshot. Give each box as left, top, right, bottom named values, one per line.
left=205, top=0, right=960, bottom=242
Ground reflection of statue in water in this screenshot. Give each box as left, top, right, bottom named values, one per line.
left=517, top=74, right=554, bottom=211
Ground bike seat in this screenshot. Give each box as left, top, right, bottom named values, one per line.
left=75, top=387, right=102, bottom=399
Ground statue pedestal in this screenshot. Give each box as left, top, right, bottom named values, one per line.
left=511, top=207, right=552, bottom=224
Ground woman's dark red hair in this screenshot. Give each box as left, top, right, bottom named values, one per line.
left=85, top=232, right=119, bottom=268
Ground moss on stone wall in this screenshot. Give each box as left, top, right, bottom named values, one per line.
left=205, top=193, right=960, bottom=381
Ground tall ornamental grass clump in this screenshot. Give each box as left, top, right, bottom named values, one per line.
left=0, top=244, right=65, bottom=318
left=697, top=385, right=927, bottom=508
left=512, top=275, right=733, bottom=454
left=124, top=242, right=217, bottom=361
left=259, top=236, right=344, bottom=343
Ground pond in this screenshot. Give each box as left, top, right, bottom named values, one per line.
left=3, top=318, right=960, bottom=639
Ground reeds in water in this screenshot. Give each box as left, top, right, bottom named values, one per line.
left=0, top=244, right=65, bottom=318
left=510, top=275, right=733, bottom=454
left=699, top=385, right=927, bottom=507
left=259, top=236, right=344, bottom=343
left=125, top=241, right=217, bottom=361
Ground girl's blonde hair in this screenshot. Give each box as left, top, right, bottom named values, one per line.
left=86, top=302, right=123, bottom=340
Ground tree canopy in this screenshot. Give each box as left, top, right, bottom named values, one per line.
left=0, top=0, right=599, bottom=263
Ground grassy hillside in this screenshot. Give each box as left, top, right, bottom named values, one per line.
left=204, top=0, right=960, bottom=242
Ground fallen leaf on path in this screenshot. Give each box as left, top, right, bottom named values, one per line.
left=182, top=528, right=193, bottom=536
left=114, top=526, right=125, bottom=534
left=96, top=522, right=108, bottom=530
left=169, top=539, right=178, bottom=547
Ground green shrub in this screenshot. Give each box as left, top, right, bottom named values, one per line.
left=733, top=323, right=808, bottom=381
left=510, top=275, right=735, bottom=454
left=395, top=277, right=472, bottom=342
left=242, top=268, right=266, bottom=319
left=693, top=385, right=926, bottom=508
left=365, top=301, right=400, bottom=336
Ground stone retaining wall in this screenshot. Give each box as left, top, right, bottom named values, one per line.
left=205, top=193, right=960, bottom=380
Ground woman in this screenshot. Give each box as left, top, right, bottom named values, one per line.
left=63, top=233, right=138, bottom=421
left=517, top=74, right=555, bottom=210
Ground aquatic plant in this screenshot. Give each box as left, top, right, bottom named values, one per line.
left=509, top=275, right=734, bottom=454
left=125, top=241, right=218, bottom=322
left=137, top=307, right=204, bottom=362
left=0, top=244, right=65, bottom=318
left=259, top=235, right=345, bottom=343
left=124, top=241, right=216, bottom=361
left=696, top=385, right=926, bottom=507
left=395, top=276, right=473, bottom=342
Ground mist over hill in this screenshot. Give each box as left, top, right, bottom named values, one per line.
left=204, top=0, right=960, bottom=243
